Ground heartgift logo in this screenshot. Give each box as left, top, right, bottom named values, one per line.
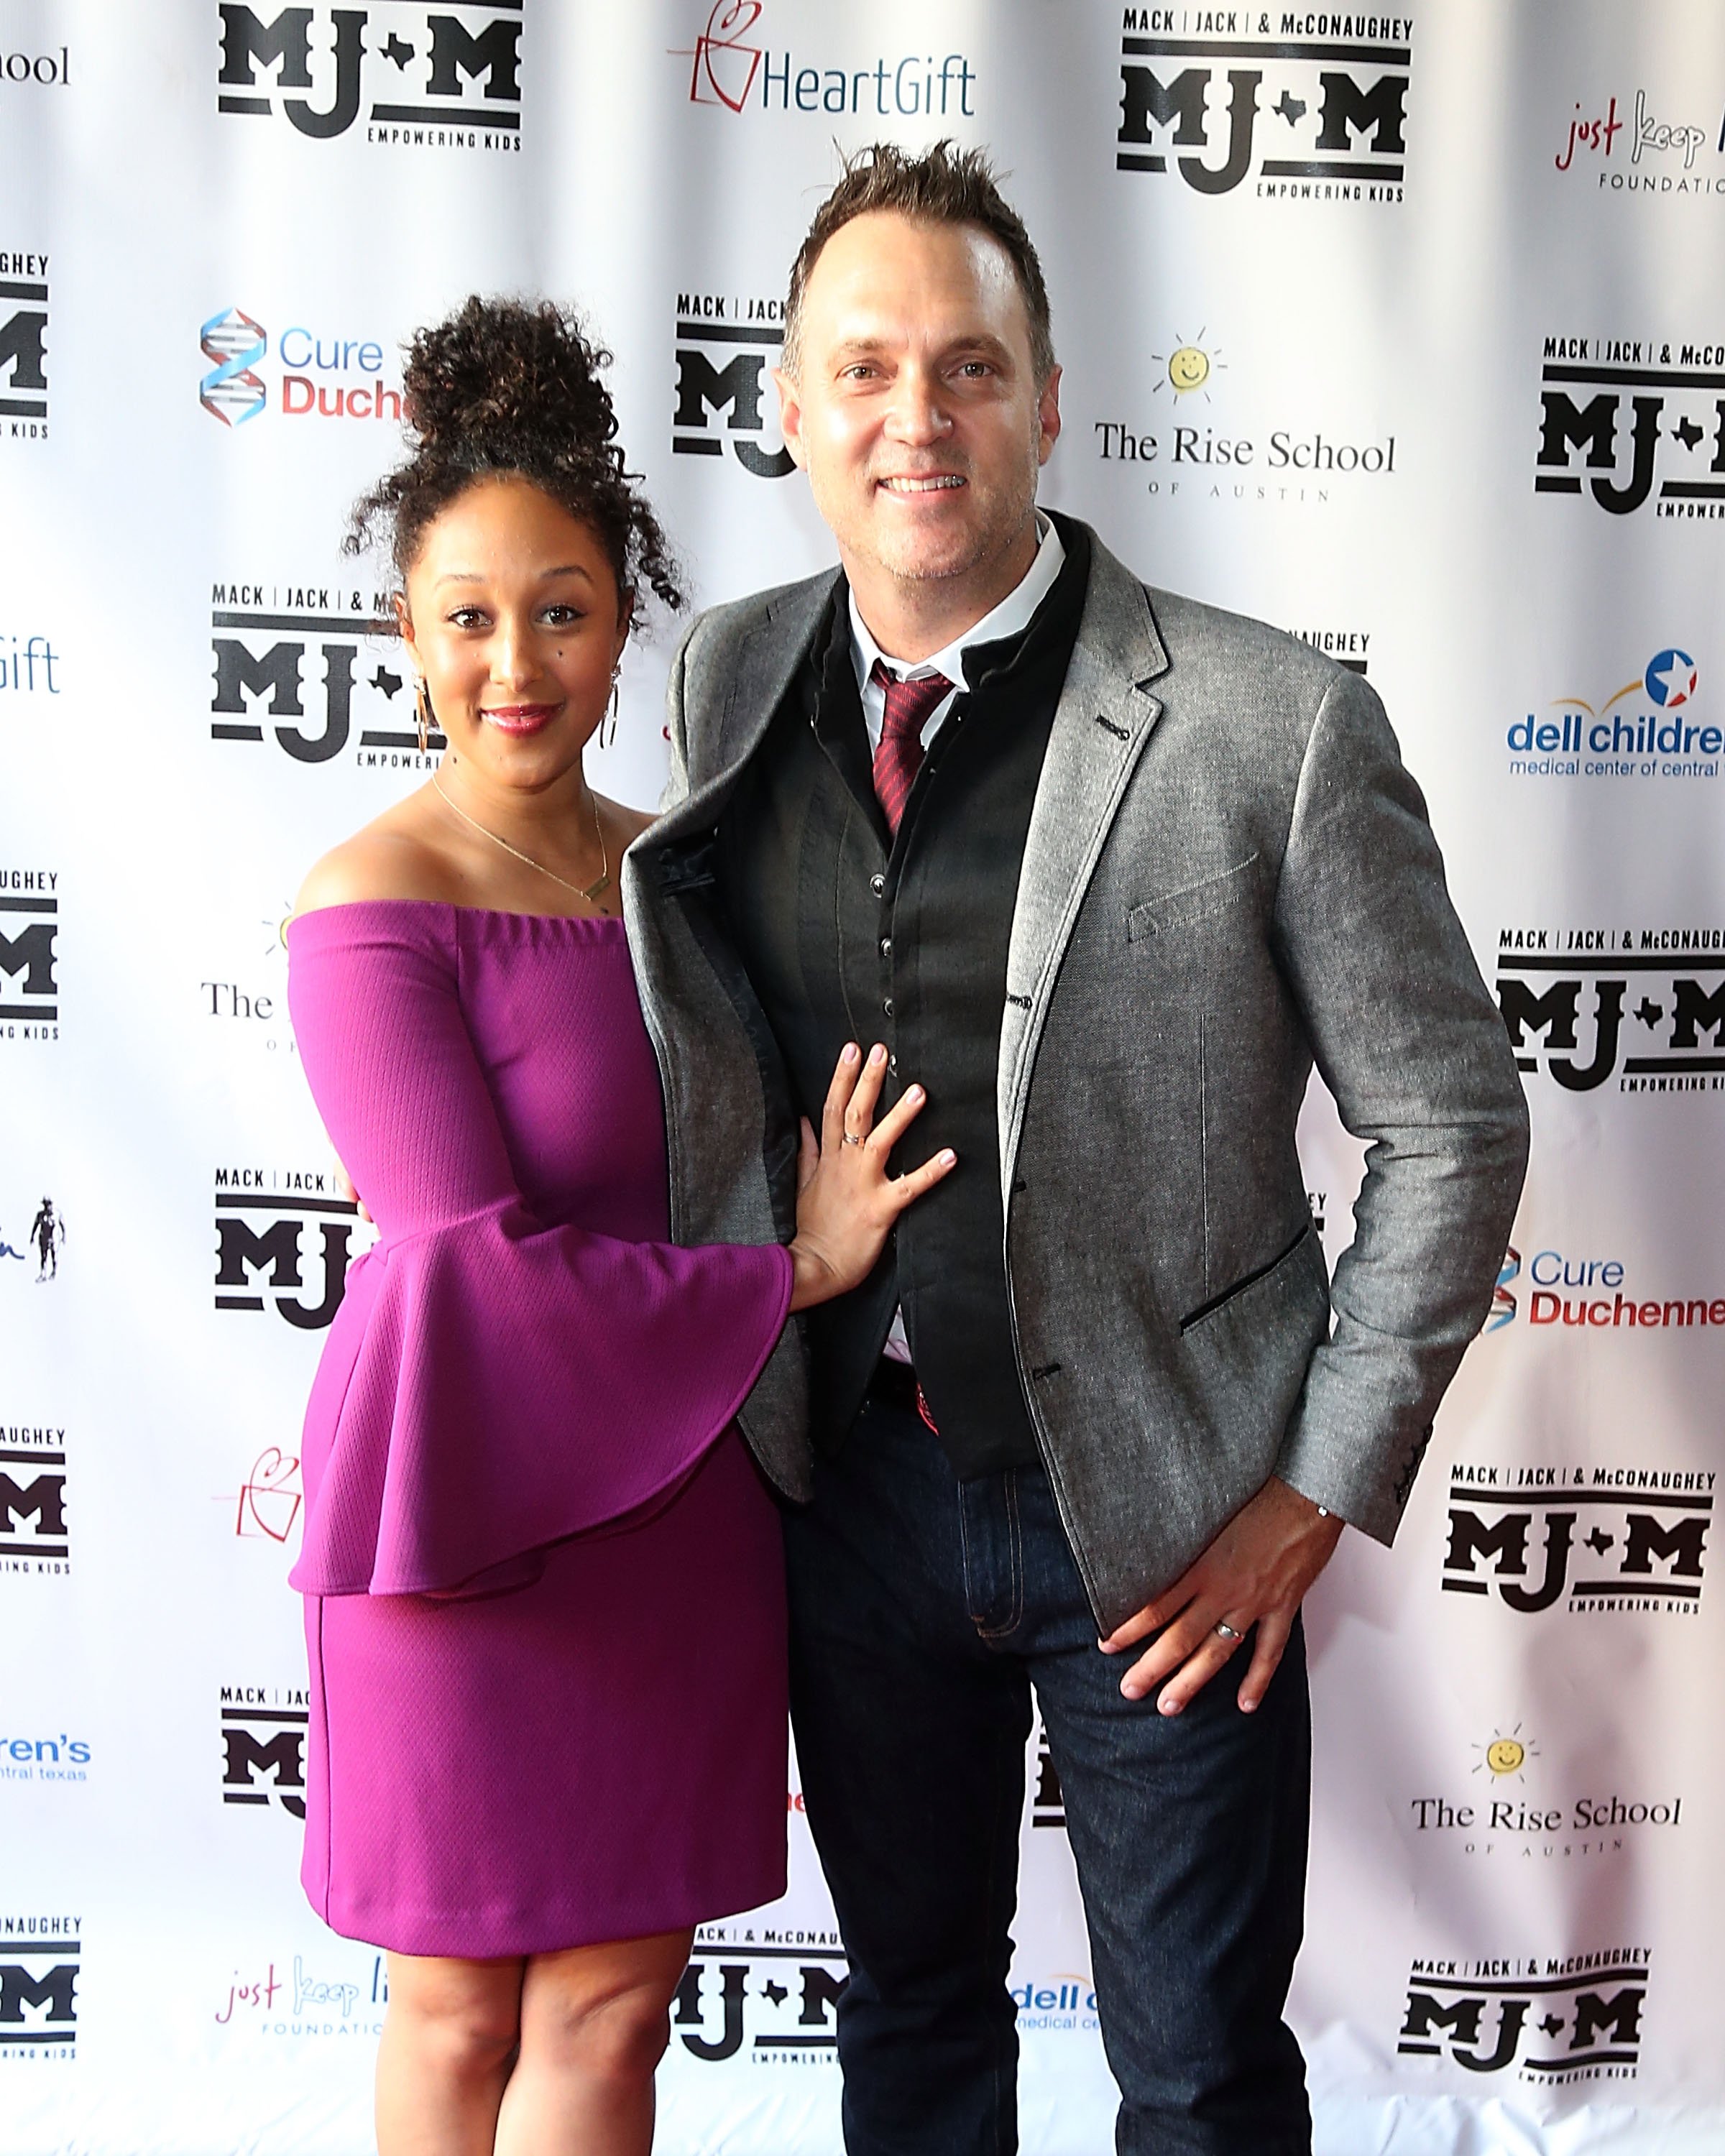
left=201, top=308, right=268, bottom=425
left=683, top=1, right=764, bottom=111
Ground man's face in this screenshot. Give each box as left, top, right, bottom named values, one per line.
left=776, top=211, right=1061, bottom=591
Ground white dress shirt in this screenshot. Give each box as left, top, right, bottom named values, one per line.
left=847, top=512, right=1067, bottom=1368
left=850, top=513, right=1066, bottom=752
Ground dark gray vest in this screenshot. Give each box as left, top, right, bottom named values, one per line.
left=715, top=522, right=1091, bottom=1475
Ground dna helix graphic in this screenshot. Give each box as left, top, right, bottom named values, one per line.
left=199, top=306, right=267, bottom=425
left=1487, top=1245, right=1521, bottom=1330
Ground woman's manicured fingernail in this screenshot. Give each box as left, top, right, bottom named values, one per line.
left=906, top=1084, right=924, bottom=1102
left=842, top=1043, right=860, bottom=1064
left=940, top=1150, right=957, bottom=1165
left=1240, top=1697, right=1259, bottom=1714
left=869, top=1044, right=887, bottom=1065
left=1159, top=1697, right=1184, bottom=1717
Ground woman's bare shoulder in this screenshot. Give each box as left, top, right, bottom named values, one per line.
left=294, top=798, right=455, bottom=918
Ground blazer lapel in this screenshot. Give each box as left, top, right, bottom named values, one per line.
left=640, top=570, right=840, bottom=859
left=997, top=533, right=1170, bottom=1195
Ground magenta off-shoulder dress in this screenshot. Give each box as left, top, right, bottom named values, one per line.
left=284, top=901, right=794, bottom=1958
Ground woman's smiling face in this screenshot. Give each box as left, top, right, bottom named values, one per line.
left=399, top=472, right=629, bottom=793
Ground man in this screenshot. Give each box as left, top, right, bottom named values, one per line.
left=624, top=144, right=1527, bottom=2155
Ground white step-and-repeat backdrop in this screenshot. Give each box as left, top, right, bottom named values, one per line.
left=3, top=1, right=1722, bottom=2149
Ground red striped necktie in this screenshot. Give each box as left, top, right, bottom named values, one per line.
left=870, top=660, right=952, bottom=837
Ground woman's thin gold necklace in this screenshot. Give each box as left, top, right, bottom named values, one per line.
left=431, top=766, right=612, bottom=909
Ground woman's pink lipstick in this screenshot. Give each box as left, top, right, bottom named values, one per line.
left=480, top=702, right=561, bottom=737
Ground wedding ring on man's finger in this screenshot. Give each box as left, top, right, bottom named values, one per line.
left=1213, top=1621, right=1243, bottom=1642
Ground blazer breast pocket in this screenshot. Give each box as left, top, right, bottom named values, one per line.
left=1126, top=852, right=1261, bottom=944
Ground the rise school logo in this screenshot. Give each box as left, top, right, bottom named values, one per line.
left=673, top=1926, right=847, bottom=2063
left=210, top=583, right=436, bottom=770
left=673, top=2, right=975, bottom=120
left=217, top=3, right=522, bottom=149
left=0, top=254, right=47, bottom=441
left=199, top=315, right=404, bottom=428
left=213, top=1166, right=371, bottom=1330
left=1407, top=1723, right=1682, bottom=1864
left=1507, top=650, right=1715, bottom=783
left=1555, top=88, right=1725, bottom=195
left=1442, top=1464, right=1711, bottom=1616
left=0, top=869, right=57, bottom=1043
left=1535, top=335, right=1725, bottom=520
left=1399, top=1948, right=1649, bottom=2081
left=0, top=1425, right=69, bottom=1578
left=1094, top=329, right=1397, bottom=505
left=220, top=1685, right=308, bottom=1820
left=672, top=298, right=794, bottom=478
left=0, top=1917, right=79, bottom=2062
left=1496, top=927, right=1725, bottom=1093
left=1116, top=9, right=1409, bottom=202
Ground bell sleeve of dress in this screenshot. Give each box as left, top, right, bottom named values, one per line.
left=282, top=904, right=794, bottom=1600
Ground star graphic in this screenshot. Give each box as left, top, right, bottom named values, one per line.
left=1671, top=416, right=1704, bottom=451
left=1652, top=653, right=1698, bottom=706
left=383, top=33, right=415, bottom=68
left=1540, top=2013, right=1565, bottom=2038
left=1586, top=1525, right=1615, bottom=1555
left=1635, top=997, right=1664, bottom=1028
left=370, top=665, right=402, bottom=699
left=760, top=1979, right=788, bottom=2007
left=1274, top=90, right=1307, bottom=125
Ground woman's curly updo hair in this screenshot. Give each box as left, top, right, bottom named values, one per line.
left=346, top=295, right=683, bottom=624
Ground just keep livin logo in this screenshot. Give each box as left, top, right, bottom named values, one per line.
left=1443, top=1465, right=1712, bottom=1616
left=1116, top=9, right=1409, bottom=201
left=216, top=3, right=521, bottom=149
left=1496, top=927, right=1725, bottom=1092
left=1399, top=1949, right=1649, bottom=2081
left=1536, top=334, right=1725, bottom=519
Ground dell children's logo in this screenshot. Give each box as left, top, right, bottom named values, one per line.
left=217, top=4, right=522, bottom=149
left=1116, top=11, right=1409, bottom=201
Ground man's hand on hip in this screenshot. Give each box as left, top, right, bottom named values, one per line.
left=1098, top=1478, right=1343, bottom=1717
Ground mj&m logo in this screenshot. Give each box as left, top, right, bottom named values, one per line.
left=220, top=1687, right=308, bottom=1819
left=673, top=1932, right=847, bottom=2062
left=0, top=1920, right=79, bottom=2060
left=1116, top=9, right=1409, bottom=201
left=1535, top=336, right=1725, bottom=518
left=0, top=1427, right=68, bottom=1577
left=1399, top=1950, right=1647, bottom=2080
left=1496, top=928, right=1725, bottom=1092
left=1443, top=1467, right=1711, bottom=1615
left=672, top=297, right=794, bottom=477
left=210, top=583, right=436, bottom=768
left=0, top=255, right=47, bottom=438
left=217, top=4, right=522, bottom=148
left=213, top=1167, right=366, bottom=1329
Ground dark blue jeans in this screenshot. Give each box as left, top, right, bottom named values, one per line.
left=783, top=1388, right=1312, bottom=2156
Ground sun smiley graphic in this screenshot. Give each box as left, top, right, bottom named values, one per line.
left=1472, top=1726, right=1539, bottom=1782
left=1151, top=331, right=1225, bottom=401
left=262, top=904, right=293, bottom=959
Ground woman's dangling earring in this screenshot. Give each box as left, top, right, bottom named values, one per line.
left=415, top=677, right=434, bottom=757
left=608, top=661, right=621, bottom=724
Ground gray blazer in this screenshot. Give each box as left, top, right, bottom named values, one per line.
left=622, top=523, right=1529, bottom=1633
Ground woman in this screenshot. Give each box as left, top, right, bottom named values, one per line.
left=285, top=296, right=953, bottom=2155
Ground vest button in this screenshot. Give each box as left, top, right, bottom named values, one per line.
left=880, top=937, right=893, bottom=958
left=883, top=998, right=895, bottom=1018
left=870, top=873, right=886, bottom=895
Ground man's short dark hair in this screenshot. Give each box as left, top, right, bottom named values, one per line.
left=782, top=141, right=1055, bottom=384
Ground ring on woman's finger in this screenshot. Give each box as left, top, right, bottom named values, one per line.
left=840, top=1130, right=864, bottom=1147
left=1213, top=1621, right=1243, bottom=1643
